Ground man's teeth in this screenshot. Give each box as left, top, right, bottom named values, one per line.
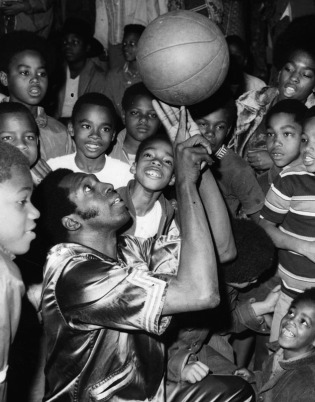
left=113, top=197, right=120, bottom=204
left=283, top=328, right=294, bottom=337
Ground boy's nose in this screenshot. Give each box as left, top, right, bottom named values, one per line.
left=30, top=75, right=40, bottom=83
left=30, top=203, right=40, bottom=219
left=151, top=158, right=162, bottom=166
left=16, top=139, right=27, bottom=150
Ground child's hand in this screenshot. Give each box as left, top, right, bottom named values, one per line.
left=181, top=361, right=210, bottom=383
left=247, top=149, right=273, bottom=171
left=234, top=368, right=254, bottom=383
left=251, top=284, right=281, bottom=317
left=31, top=158, right=51, bottom=184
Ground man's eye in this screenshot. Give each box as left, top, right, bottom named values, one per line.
left=84, top=185, right=92, bottom=193
left=1, top=136, right=12, bottom=142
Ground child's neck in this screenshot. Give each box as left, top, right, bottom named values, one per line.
left=123, top=135, right=140, bottom=156
left=74, top=152, right=106, bottom=173
left=130, top=180, right=162, bottom=217
left=68, top=59, right=86, bottom=79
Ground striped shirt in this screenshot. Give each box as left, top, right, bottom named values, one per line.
left=260, top=162, right=315, bottom=295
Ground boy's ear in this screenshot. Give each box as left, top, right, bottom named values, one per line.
left=169, top=174, right=175, bottom=186
left=121, top=110, right=126, bottom=125
left=130, top=162, right=137, bottom=175
left=67, top=121, right=74, bottom=137
left=0, top=71, right=8, bottom=87
left=61, top=216, right=81, bottom=231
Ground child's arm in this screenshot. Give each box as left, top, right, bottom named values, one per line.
left=260, top=218, right=315, bottom=263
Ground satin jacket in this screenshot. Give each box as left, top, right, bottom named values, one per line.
left=42, top=235, right=180, bottom=402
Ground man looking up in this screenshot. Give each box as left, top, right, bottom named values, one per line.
left=38, top=108, right=254, bottom=401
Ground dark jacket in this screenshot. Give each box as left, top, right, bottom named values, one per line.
left=254, top=342, right=315, bottom=402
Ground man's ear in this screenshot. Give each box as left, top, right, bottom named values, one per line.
left=130, top=162, right=136, bottom=175
left=169, top=174, right=175, bottom=186
left=0, top=71, right=8, bottom=87
left=61, top=216, right=81, bottom=231
left=67, top=121, right=74, bottom=137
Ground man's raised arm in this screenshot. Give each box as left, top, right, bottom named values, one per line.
left=162, top=108, right=220, bottom=315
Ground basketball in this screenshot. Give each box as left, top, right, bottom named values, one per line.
left=136, top=10, right=229, bottom=106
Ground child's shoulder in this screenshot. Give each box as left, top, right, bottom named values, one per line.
left=47, top=153, right=76, bottom=170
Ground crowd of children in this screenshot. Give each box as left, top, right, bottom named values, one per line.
left=1, top=12, right=315, bottom=402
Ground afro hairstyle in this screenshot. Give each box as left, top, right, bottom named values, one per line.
left=0, top=141, right=30, bottom=183
left=33, top=169, right=76, bottom=247
left=220, top=218, right=276, bottom=284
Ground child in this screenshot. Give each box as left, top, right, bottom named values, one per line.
left=0, top=30, right=74, bottom=161
left=117, top=132, right=175, bottom=238
left=0, top=142, right=39, bottom=402
left=258, top=99, right=307, bottom=194
left=47, top=92, right=133, bottom=188
left=235, top=288, right=315, bottom=401
left=0, top=102, right=51, bottom=184
left=260, top=106, right=315, bottom=341
left=229, top=41, right=315, bottom=174
left=189, top=85, right=265, bottom=222
left=109, top=82, right=161, bottom=167
left=55, top=18, right=107, bottom=121
left=104, top=24, right=145, bottom=118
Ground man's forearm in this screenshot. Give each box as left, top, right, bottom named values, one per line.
left=199, top=168, right=236, bottom=263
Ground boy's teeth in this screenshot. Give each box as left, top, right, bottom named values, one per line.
left=283, top=328, right=294, bottom=337
left=147, top=170, right=161, bottom=178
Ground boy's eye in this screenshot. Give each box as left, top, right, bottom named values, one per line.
left=38, top=71, right=47, bottom=78
left=301, top=319, right=309, bottom=327
left=82, top=124, right=91, bottom=129
left=149, top=113, right=158, bottom=119
left=100, top=126, right=111, bottom=133
left=18, top=198, right=28, bottom=206
left=165, top=159, right=173, bottom=166
left=130, top=111, right=139, bottom=116
left=284, top=131, right=292, bottom=137
left=20, top=70, right=30, bottom=76
left=143, top=152, right=152, bottom=158
left=26, top=135, right=36, bottom=141
left=301, top=137, right=308, bottom=143
left=266, top=132, right=274, bottom=137
left=215, top=124, right=226, bottom=131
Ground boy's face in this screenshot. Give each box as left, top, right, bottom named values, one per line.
left=0, top=166, right=39, bottom=255
left=0, top=112, right=38, bottom=166
left=301, top=116, right=315, bottom=172
left=131, top=139, right=175, bottom=192
left=279, top=300, right=315, bottom=359
left=278, top=50, right=315, bottom=103
left=122, top=32, right=141, bottom=62
left=69, top=103, right=115, bottom=161
left=123, top=94, right=160, bottom=144
left=2, top=50, right=48, bottom=107
left=266, top=112, right=302, bottom=167
left=195, top=108, right=230, bottom=153
left=62, top=33, right=89, bottom=63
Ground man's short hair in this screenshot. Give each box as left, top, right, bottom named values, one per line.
left=71, top=92, right=117, bottom=128
left=121, top=82, right=154, bottom=112
left=0, top=102, right=39, bottom=135
left=265, top=99, right=308, bottom=127
left=34, top=169, right=76, bottom=246
left=0, top=30, right=51, bottom=74
left=220, top=218, right=276, bottom=284
left=0, top=142, right=29, bottom=183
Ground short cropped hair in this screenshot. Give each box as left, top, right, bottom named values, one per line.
left=71, top=92, right=117, bottom=128
left=303, top=105, right=315, bottom=123
left=135, top=130, right=172, bottom=163
left=189, top=85, right=237, bottom=127
left=34, top=169, right=76, bottom=246
left=0, top=30, right=51, bottom=74
left=0, top=102, right=39, bottom=134
left=0, top=142, right=29, bottom=183
left=293, top=288, right=315, bottom=308
left=220, top=218, right=276, bottom=284
left=265, top=99, right=308, bottom=127
left=123, top=24, right=146, bottom=39
left=121, top=82, right=155, bottom=112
